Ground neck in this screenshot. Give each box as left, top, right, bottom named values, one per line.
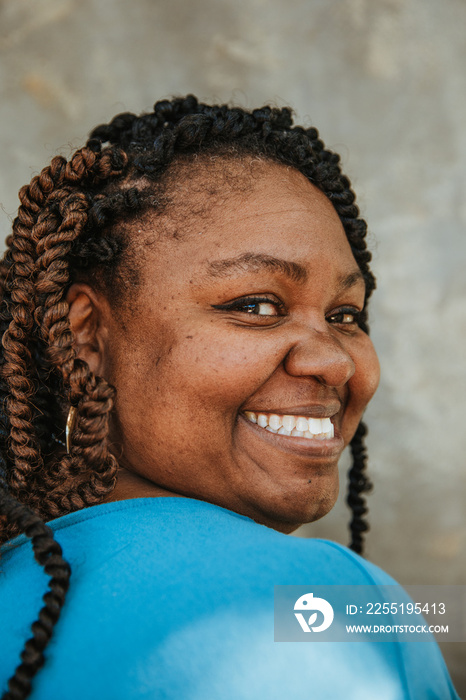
left=102, top=466, right=182, bottom=503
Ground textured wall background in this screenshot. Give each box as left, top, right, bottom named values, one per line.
left=1, top=0, right=465, bottom=689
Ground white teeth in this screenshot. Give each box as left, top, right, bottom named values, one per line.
left=296, top=417, right=309, bottom=432
left=282, top=415, right=296, bottom=432
left=268, top=414, right=281, bottom=430
left=244, top=411, right=257, bottom=423
left=257, top=414, right=268, bottom=428
left=321, top=417, right=332, bottom=433
left=308, top=418, right=322, bottom=434
left=243, top=411, right=335, bottom=440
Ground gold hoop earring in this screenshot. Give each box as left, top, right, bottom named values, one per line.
left=66, top=406, right=78, bottom=455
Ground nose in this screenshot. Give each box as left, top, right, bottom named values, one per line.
left=283, top=327, right=355, bottom=388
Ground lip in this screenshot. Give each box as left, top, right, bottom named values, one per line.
left=238, top=413, right=345, bottom=458
left=241, top=404, right=341, bottom=419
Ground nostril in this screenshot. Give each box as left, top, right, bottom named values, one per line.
left=284, top=332, right=355, bottom=387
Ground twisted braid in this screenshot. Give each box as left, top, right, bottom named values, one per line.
left=0, top=143, right=127, bottom=699
left=0, top=146, right=125, bottom=528
left=1, top=95, right=376, bottom=698
left=2, top=178, right=46, bottom=493
left=0, top=486, right=71, bottom=700
left=347, top=421, right=372, bottom=554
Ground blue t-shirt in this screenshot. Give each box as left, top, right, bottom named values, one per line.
left=0, top=497, right=459, bottom=699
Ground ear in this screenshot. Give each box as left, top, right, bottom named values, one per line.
left=66, top=283, right=110, bottom=377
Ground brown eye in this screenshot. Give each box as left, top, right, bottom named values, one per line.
left=327, top=308, right=361, bottom=326
left=242, top=301, right=279, bottom=316
left=213, top=296, right=285, bottom=317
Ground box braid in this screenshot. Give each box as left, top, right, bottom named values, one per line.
left=0, top=95, right=374, bottom=698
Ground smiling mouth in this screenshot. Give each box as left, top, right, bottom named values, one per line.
left=244, top=411, right=334, bottom=440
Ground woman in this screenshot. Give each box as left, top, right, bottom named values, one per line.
left=0, top=96, right=459, bottom=699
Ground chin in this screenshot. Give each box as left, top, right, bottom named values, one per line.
left=246, top=480, right=339, bottom=534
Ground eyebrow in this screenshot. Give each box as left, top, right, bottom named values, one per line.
left=206, top=252, right=366, bottom=290
left=338, top=269, right=365, bottom=290
left=206, top=253, right=308, bottom=283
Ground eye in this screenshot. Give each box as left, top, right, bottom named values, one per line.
left=212, top=295, right=285, bottom=317
left=326, top=307, right=362, bottom=327
left=239, top=300, right=279, bottom=316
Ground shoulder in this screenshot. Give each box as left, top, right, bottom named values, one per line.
left=0, top=496, right=397, bottom=633
left=1, top=497, right=459, bottom=700
left=7, top=496, right=394, bottom=587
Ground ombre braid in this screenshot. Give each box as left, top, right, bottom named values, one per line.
left=0, top=95, right=375, bottom=699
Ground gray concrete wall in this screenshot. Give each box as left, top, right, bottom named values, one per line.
left=1, top=0, right=465, bottom=689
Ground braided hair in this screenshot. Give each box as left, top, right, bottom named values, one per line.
left=0, top=95, right=374, bottom=698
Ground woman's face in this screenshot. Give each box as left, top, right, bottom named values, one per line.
left=72, top=161, right=380, bottom=532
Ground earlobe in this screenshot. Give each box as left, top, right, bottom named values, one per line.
left=66, top=283, right=107, bottom=376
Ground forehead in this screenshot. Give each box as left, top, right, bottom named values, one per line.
left=132, top=159, right=359, bottom=289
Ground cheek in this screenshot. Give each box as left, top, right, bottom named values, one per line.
left=166, top=333, right=284, bottom=408
left=355, top=335, right=380, bottom=405
left=343, top=336, right=380, bottom=441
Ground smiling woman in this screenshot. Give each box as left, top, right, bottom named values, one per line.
left=0, top=96, right=459, bottom=699
left=82, top=162, right=379, bottom=532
